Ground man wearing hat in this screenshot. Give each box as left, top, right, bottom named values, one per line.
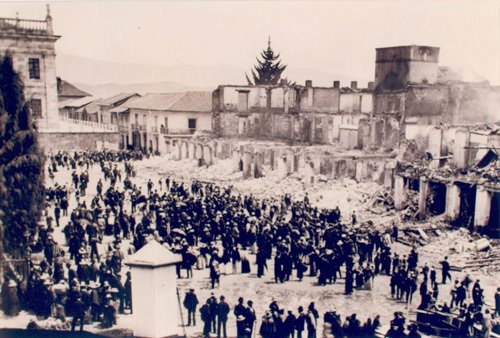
left=124, top=271, right=132, bottom=313
left=296, top=306, right=306, bottom=338
left=1, top=279, right=20, bottom=316
left=199, top=299, right=211, bottom=338
left=208, top=293, right=218, bottom=333
left=71, top=296, right=86, bottom=332
left=183, top=289, right=199, bottom=326
left=217, top=295, right=230, bottom=338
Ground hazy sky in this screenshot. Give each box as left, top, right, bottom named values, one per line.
left=2, top=0, right=500, bottom=84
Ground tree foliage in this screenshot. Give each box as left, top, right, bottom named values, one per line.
left=0, top=52, right=45, bottom=257
left=246, top=37, right=287, bottom=85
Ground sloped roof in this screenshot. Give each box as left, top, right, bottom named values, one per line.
left=58, top=96, right=96, bottom=109
left=77, top=99, right=103, bottom=115
left=124, top=92, right=212, bottom=112
left=125, top=240, right=181, bottom=267
left=58, top=79, right=91, bottom=98
left=99, top=93, right=139, bottom=106
left=109, top=105, right=130, bottom=114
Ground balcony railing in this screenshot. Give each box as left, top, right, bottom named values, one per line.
left=115, top=125, right=197, bottom=135
left=0, top=17, right=49, bottom=34
left=60, top=116, right=118, bottom=132
left=160, top=128, right=197, bottom=135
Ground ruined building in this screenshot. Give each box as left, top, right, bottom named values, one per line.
left=371, top=45, right=500, bottom=151
left=212, top=80, right=373, bottom=148
left=374, top=46, right=500, bottom=237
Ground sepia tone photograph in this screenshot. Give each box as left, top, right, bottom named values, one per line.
left=0, top=0, right=499, bottom=337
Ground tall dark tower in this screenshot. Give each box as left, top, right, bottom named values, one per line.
left=374, top=45, right=440, bottom=90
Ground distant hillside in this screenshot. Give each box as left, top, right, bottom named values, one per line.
left=56, top=53, right=371, bottom=91
left=75, top=81, right=211, bottom=98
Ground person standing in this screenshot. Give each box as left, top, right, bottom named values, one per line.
left=217, top=295, right=230, bottom=338
left=259, top=311, right=276, bottom=338
left=200, top=299, right=211, bottom=338
left=284, top=310, right=297, bottom=338
left=71, top=296, right=85, bottom=332
left=1, top=279, right=20, bottom=316
left=234, top=297, right=247, bottom=336
left=54, top=203, right=61, bottom=227
left=306, top=307, right=317, bottom=338
left=234, top=297, right=246, bottom=318
left=495, top=287, right=500, bottom=316
left=296, top=306, right=306, bottom=338
left=208, top=293, right=218, bottom=334
left=245, top=300, right=256, bottom=337
left=183, top=289, right=199, bottom=326
left=257, top=250, right=267, bottom=278
left=124, top=271, right=132, bottom=313
left=439, top=257, right=451, bottom=284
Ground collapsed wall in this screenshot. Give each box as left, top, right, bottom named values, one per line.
left=393, top=125, right=500, bottom=237
left=166, top=138, right=396, bottom=187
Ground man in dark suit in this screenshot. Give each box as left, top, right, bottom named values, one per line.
left=183, top=289, right=199, bottom=326
left=217, top=295, right=230, bottom=338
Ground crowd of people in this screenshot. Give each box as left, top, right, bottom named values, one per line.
left=185, top=290, right=383, bottom=338
left=1, top=150, right=140, bottom=331
left=0, top=149, right=498, bottom=338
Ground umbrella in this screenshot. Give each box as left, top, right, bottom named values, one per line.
left=79, top=219, right=91, bottom=225
left=171, top=228, right=186, bottom=236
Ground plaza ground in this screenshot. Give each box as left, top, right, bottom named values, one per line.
left=1, top=154, right=499, bottom=337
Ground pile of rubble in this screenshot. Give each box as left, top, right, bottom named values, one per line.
left=461, top=238, right=500, bottom=273
left=395, top=222, right=451, bottom=248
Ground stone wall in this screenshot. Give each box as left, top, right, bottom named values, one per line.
left=371, top=83, right=500, bottom=150
left=168, top=138, right=395, bottom=186
left=216, top=112, right=362, bottom=145
left=0, top=30, right=60, bottom=126
left=374, top=46, right=440, bottom=90
left=38, top=131, right=120, bottom=152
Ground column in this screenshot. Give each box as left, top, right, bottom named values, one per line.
left=175, top=141, right=181, bottom=160
left=285, top=150, right=293, bottom=175
left=204, top=145, right=213, bottom=166
left=243, top=150, right=253, bottom=179
left=355, top=162, right=363, bottom=182
left=180, top=142, right=187, bottom=159
left=188, top=142, right=195, bottom=159
left=254, top=152, right=264, bottom=178
left=428, top=128, right=443, bottom=169
left=445, top=183, right=460, bottom=221
left=417, top=176, right=429, bottom=219
left=454, top=129, right=470, bottom=169
left=394, top=175, right=405, bottom=210
left=474, top=186, right=492, bottom=231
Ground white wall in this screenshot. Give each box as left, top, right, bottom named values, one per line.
left=130, top=109, right=212, bottom=131
left=131, top=265, right=179, bottom=338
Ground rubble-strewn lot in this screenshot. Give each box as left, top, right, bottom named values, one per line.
left=132, top=155, right=500, bottom=335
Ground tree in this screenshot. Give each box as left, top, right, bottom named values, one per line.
left=0, top=52, right=45, bottom=257
left=246, top=37, right=287, bottom=85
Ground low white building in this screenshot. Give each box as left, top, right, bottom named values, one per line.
left=123, top=91, right=213, bottom=154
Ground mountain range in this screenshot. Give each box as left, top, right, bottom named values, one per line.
left=56, top=53, right=372, bottom=98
